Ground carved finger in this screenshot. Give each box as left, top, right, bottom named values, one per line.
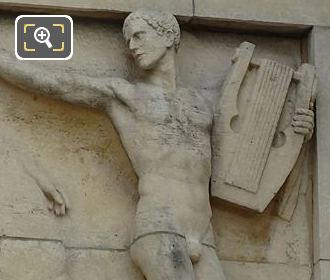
left=293, top=127, right=310, bottom=135
left=58, top=189, right=70, bottom=210
left=51, top=188, right=64, bottom=206
left=55, top=189, right=67, bottom=216
left=54, top=204, right=61, bottom=216
left=59, top=203, right=66, bottom=216
left=293, top=114, right=314, bottom=125
left=292, top=120, right=314, bottom=130
left=307, top=128, right=314, bottom=141
left=295, top=108, right=314, bottom=117
left=48, top=200, right=54, bottom=211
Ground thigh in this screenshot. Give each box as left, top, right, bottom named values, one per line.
left=130, top=233, right=195, bottom=280
left=193, top=245, right=226, bottom=280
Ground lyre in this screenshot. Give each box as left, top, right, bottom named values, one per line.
left=211, top=42, right=316, bottom=212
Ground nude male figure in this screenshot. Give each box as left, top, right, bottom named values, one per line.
left=0, top=9, right=314, bottom=280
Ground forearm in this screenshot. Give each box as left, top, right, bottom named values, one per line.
left=0, top=52, right=64, bottom=97
left=0, top=51, right=113, bottom=108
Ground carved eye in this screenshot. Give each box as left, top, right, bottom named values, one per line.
left=134, top=31, right=145, bottom=40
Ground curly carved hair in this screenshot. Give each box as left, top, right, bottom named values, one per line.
left=123, top=9, right=181, bottom=51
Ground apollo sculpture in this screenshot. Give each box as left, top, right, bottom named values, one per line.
left=0, top=9, right=315, bottom=280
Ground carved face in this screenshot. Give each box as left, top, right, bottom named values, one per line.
left=124, top=18, right=171, bottom=70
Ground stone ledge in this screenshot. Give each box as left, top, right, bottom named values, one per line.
left=194, top=0, right=330, bottom=28
left=0, top=0, right=193, bottom=20
left=0, top=0, right=323, bottom=35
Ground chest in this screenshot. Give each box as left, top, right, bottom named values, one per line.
left=131, top=87, right=212, bottom=131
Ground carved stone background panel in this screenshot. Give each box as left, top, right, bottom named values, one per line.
left=0, top=13, right=312, bottom=280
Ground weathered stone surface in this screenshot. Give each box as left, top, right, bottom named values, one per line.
left=194, top=0, right=330, bottom=27
left=309, top=26, right=330, bottom=262
left=66, top=248, right=144, bottom=280
left=222, top=260, right=312, bottom=280
left=0, top=10, right=314, bottom=280
left=0, top=0, right=193, bottom=18
left=0, top=15, right=306, bottom=251
left=0, top=15, right=138, bottom=249
left=0, top=239, right=67, bottom=280
left=0, top=241, right=312, bottom=280
left=213, top=193, right=312, bottom=265
left=0, top=0, right=329, bottom=29
left=314, top=260, right=330, bottom=280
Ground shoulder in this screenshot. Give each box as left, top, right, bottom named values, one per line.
left=105, top=78, right=137, bottom=105
left=107, top=78, right=135, bottom=97
left=108, top=78, right=135, bottom=92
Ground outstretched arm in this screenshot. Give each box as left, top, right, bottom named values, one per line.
left=0, top=51, right=115, bottom=109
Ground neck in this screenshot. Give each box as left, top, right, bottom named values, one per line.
left=142, top=48, right=177, bottom=92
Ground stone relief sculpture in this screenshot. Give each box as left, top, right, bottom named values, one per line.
left=0, top=9, right=315, bottom=280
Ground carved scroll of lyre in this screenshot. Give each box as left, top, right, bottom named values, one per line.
left=211, top=41, right=316, bottom=212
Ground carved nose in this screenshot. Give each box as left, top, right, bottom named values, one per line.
left=129, top=39, right=138, bottom=52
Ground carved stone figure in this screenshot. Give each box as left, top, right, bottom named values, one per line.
left=0, top=9, right=314, bottom=280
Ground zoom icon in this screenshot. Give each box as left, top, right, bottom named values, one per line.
left=15, top=15, right=73, bottom=60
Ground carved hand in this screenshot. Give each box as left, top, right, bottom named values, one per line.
left=22, top=163, right=69, bottom=216
left=292, top=106, right=314, bottom=141
left=41, top=183, right=68, bottom=217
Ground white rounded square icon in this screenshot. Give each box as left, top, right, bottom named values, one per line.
left=15, top=15, right=73, bottom=60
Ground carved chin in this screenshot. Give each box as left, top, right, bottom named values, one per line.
left=135, top=54, right=161, bottom=70
left=136, top=59, right=154, bottom=70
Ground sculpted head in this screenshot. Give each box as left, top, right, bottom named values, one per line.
left=123, top=9, right=181, bottom=70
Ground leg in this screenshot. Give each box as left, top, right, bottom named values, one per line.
left=194, top=245, right=226, bottom=280
left=130, top=233, right=195, bottom=280
left=193, top=224, right=226, bottom=280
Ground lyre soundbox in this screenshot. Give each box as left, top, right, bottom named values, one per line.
left=211, top=41, right=316, bottom=212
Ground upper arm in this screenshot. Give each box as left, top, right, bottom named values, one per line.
left=1, top=54, right=131, bottom=109
left=54, top=76, right=134, bottom=109
left=52, top=74, right=114, bottom=109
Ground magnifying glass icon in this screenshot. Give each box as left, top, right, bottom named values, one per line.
left=34, top=27, right=53, bottom=49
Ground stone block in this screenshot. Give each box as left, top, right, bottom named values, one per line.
left=0, top=239, right=67, bottom=280
left=66, top=248, right=144, bottom=280
left=213, top=194, right=312, bottom=265
left=314, top=260, right=330, bottom=280
left=194, top=0, right=330, bottom=27
left=222, top=260, right=312, bottom=280
left=0, top=0, right=329, bottom=29
left=309, top=26, right=330, bottom=262
left=0, top=0, right=193, bottom=19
